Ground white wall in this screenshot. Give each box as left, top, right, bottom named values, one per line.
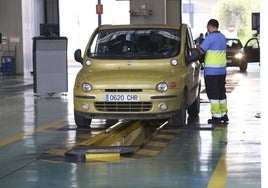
left=0, top=0, right=44, bottom=75
left=0, top=0, right=23, bottom=74
left=22, top=0, right=44, bottom=76
left=59, top=0, right=130, bottom=62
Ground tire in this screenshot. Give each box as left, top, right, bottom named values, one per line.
left=74, top=111, right=92, bottom=128
left=187, top=85, right=200, bottom=116
left=239, top=61, right=247, bottom=72
left=170, top=92, right=187, bottom=128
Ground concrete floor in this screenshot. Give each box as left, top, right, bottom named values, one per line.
left=0, top=63, right=261, bottom=188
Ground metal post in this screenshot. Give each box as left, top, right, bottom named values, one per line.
left=98, top=0, right=102, bottom=26
left=189, top=0, right=193, bottom=27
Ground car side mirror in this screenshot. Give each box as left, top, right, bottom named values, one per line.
left=74, top=49, right=83, bottom=64
left=186, top=48, right=200, bottom=63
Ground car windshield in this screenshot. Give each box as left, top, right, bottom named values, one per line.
left=88, top=28, right=181, bottom=59
left=226, top=39, right=243, bottom=49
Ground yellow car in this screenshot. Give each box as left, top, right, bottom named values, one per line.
left=73, top=24, right=201, bottom=128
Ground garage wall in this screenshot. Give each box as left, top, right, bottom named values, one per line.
left=0, top=0, right=181, bottom=74
left=166, top=0, right=181, bottom=24
left=130, top=0, right=181, bottom=24
left=0, top=0, right=43, bottom=75
left=0, top=0, right=23, bottom=74
left=130, top=0, right=166, bottom=24
left=22, top=0, right=44, bottom=75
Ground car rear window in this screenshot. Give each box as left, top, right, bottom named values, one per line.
left=88, top=28, right=181, bottom=59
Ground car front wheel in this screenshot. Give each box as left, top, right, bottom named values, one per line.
left=74, top=111, right=92, bottom=128
left=187, top=85, right=200, bottom=116
left=170, top=92, right=187, bottom=128
left=239, top=61, right=248, bottom=72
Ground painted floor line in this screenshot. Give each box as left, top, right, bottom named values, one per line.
left=207, top=147, right=227, bottom=188
left=0, top=117, right=67, bottom=147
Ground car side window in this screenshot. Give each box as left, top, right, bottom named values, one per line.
left=89, top=33, right=102, bottom=56
left=246, top=38, right=259, bottom=49
left=184, top=28, right=194, bottom=61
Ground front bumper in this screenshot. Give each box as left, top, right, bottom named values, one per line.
left=74, top=91, right=182, bottom=120
left=74, top=109, right=178, bottom=120
left=226, top=55, right=246, bottom=67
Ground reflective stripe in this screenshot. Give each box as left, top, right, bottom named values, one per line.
left=210, top=100, right=221, bottom=116
left=210, top=99, right=220, bottom=104
left=205, top=64, right=226, bottom=68
left=205, top=50, right=227, bottom=67
left=212, top=113, right=223, bottom=118
left=220, top=99, right=227, bottom=104
left=210, top=99, right=228, bottom=117
left=220, top=99, right=228, bottom=114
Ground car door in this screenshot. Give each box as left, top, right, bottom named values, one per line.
left=185, top=27, right=201, bottom=102
left=244, top=38, right=260, bottom=63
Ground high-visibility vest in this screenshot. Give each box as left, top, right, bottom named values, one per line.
left=200, top=31, right=227, bottom=75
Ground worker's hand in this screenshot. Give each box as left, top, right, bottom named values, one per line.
left=196, top=44, right=204, bottom=55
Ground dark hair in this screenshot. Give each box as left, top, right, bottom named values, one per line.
left=207, top=19, right=219, bottom=28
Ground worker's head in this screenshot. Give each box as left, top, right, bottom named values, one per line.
left=207, top=19, right=219, bottom=34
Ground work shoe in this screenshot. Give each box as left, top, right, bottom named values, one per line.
left=221, top=115, right=229, bottom=123
left=207, top=117, right=221, bottom=124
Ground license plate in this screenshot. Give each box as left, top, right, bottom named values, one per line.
left=105, top=94, right=140, bottom=102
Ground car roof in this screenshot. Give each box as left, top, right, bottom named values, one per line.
left=226, top=38, right=241, bottom=41
left=97, top=24, right=186, bottom=30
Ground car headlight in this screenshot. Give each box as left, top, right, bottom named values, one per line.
left=82, top=83, right=92, bottom=92
left=170, top=59, right=178, bottom=66
left=234, top=52, right=244, bottom=59
left=156, top=82, right=168, bottom=92
left=85, top=60, right=92, bottom=66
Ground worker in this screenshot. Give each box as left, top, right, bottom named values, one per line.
left=194, top=33, right=205, bottom=45
left=196, top=19, right=229, bottom=124
left=195, top=33, right=205, bottom=63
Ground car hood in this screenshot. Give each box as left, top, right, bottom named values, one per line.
left=78, top=69, right=174, bottom=90
left=226, top=48, right=243, bottom=55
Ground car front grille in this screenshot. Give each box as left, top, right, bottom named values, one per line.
left=95, top=102, right=152, bottom=112
left=104, top=89, right=143, bottom=92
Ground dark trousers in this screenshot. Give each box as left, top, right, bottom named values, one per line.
left=205, top=75, right=227, bottom=118
left=205, top=75, right=226, bottom=100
